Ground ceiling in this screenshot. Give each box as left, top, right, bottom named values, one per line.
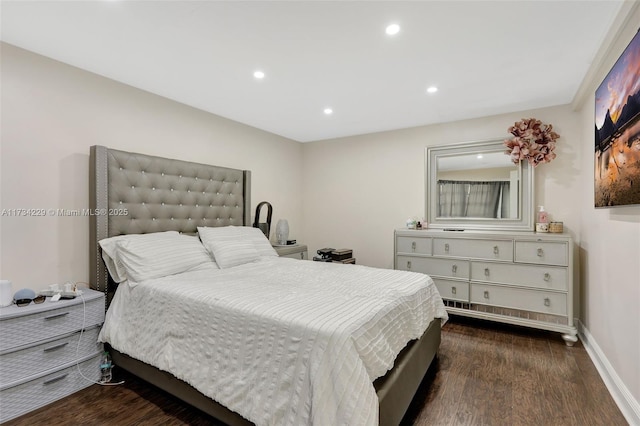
left=0, top=1, right=624, bottom=142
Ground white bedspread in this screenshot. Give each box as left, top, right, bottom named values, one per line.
left=98, top=257, right=447, bottom=426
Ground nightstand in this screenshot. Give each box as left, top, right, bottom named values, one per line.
left=273, top=244, right=308, bottom=260
left=0, top=288, right=105, bottom=422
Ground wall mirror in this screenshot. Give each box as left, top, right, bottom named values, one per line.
left=425, top=139, right=534, bottom=231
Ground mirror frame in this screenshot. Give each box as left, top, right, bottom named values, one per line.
left=425, top=139, right=535, bottom=231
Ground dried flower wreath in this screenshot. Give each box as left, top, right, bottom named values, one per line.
left=504, top=118, right=560, bottom=167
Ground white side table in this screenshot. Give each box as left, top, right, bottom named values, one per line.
left=273, top=244, right=308, bottom=260
left=0, top=288, right=105, bottom=422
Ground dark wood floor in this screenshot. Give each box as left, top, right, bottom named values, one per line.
left=5, top=317, right=627, bottom=426
left=402, top=317, right=627, bottom=426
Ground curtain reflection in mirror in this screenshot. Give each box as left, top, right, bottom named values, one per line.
left=438, top=180, right=510, bottom=218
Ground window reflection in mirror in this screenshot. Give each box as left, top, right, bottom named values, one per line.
left=436, top=152, right=519, bottom=219
left=425, top=139, right=534, bottom=231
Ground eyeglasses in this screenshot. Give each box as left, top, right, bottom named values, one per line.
left=14, top=295, right=46, bottom=307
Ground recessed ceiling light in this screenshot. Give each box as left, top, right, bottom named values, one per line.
left=477, top=154, right=483, bottom=159
left=253, top=70, right=265, bottom=79
left=426, top=86, right=438, bottom=94
left=385, top=24, right=400, bottom=36
left=324, top=108, right=333, bottom=115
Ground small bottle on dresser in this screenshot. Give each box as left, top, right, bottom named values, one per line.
left=537, top=206, right=549, bottom=223
left=536, top=206, right=549, bottom=233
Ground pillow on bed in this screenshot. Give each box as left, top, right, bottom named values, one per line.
left=100, top=231, right=215, bottom=283
left=197, top=226, right=278, bottom=257
left=98, top=232, right=180, bottom=282
left=205, top=238, right=260, bottom=269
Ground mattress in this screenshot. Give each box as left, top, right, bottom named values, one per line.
left=98, top=257, right=447, bottom=426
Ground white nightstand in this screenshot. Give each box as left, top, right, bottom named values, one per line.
left=0, top=288, right=105, bottom=422
left=273, top=244, right=308, bottom=260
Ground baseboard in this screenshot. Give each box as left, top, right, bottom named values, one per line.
left=576, top=319, right=640, bottom=425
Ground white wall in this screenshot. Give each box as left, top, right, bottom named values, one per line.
left=0, top=43, right=303, bottom=291
left=575, top=4, right=640, bottom=418
left=302, top=104, right=582, bottom=268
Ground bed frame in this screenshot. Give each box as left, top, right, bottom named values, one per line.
left=89, top=145, right=441, bottom=426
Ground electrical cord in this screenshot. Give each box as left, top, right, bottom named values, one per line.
left=74, top=285, right=124, bottom=386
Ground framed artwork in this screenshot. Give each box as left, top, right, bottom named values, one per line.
left=594, top=29, right=640, bottom=208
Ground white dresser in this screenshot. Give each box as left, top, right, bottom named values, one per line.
left=0, top=289, right=105, bottom=422
left=395, top=229, right=577, bottom=345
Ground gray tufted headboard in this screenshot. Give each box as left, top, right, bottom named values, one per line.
left=89, top=146, right=251, bottom=304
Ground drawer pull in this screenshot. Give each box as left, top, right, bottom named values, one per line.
left=44, top=342, right=69, bottom=353
left=300, top=252, right=304, bottom=259
left=484, top=290, right=490, bottom=299
left=406, top=261, right=412, bottom=270
left=43, top=373, right=68, bottom=386
left=493, top=245, right=499, bottom=255
left=544, top=273, right=551, bottom=282
left=544, top=297, right=551, bottom=307
left=444, top=243, right=450, bottom=253
left=484, top=268, right=490, bottom=277
left=537, top=248, right=544, bottom=257
left=451, top=286, right=457, bottom=295
left=452, top=264, right=457, bottom=274
left=44, top=312, right=69, bottom=320
left=411, top=241, right=417, bottom=251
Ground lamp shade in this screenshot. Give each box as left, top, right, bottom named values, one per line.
left=275, top=219, right=289, bottom=245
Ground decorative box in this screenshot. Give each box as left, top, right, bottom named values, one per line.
left=535, top=223, right=549, bottom=233
left=330, top=249, right=353, bottom=261
left=549, top=222, right=564, bottom=233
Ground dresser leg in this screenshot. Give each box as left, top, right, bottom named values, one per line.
left=562, top=333, right=578, bottom=346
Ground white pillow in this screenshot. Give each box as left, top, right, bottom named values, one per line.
left=198, top=226, right=278, bottom=257
left=99, top=231, right=179, bottom=282
left=206, top=239, right=259, bottom=269
left=101, top=232, right=215, bottom=283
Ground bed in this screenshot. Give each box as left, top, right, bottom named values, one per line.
left=89, top=145, right=447, bottom=426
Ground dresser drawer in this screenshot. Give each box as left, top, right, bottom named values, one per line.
left=396, top=236, right=432, bottom=255
left=470, top=284, right=567, bottom=316
left=0, top=298, right=105, bottom=352
left=0, top=327, right=102, bottom=387
left=515, top=241, right=568, bottom=266
left=433, top=238, right=513, bottom=261
left=397, top=256, right=469, bottom=279
left=433, top=278, right=469, bottom=302
left=0, top=353, right=101, bottom=423
left=471, top=262, right=568, bottom=291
